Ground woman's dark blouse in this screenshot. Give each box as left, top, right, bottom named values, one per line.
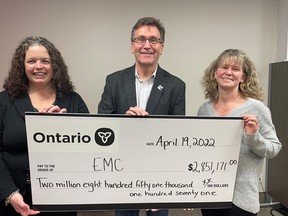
left=0, top=90, right=89, bottom=201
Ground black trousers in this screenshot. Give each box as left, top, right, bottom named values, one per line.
left=115, top=209, right=169, bottom=216
left=0, top=184, right=77, bottom=216
left=201, top=204, right=257, bottom=216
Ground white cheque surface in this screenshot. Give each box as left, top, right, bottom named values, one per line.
left=25, top=113, right=242, bottom=209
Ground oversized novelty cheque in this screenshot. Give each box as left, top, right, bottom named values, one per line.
left=25, top=113, right=242, bottom=211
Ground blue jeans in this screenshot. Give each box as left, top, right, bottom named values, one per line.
left=115, top=209, right=169, bottom=216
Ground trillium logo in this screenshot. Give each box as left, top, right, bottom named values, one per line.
left=95, top=128, right=115, bottom=146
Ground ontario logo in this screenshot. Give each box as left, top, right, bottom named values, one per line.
left=32, top=127, right=115, bottom=146
left=95, top=128, right=115, bottom=146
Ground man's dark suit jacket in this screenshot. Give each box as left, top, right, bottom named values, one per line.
left=98, top=65, right=186, bottom=115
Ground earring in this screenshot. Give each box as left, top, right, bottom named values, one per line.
left=239, top=83, right=244, bottom=91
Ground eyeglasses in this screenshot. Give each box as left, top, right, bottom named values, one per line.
left=133, top=37, right=163, bottom=45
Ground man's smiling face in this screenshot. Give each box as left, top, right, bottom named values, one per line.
left=131, top=25, right=164, bottom=68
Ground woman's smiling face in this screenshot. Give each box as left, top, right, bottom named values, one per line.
left=214, top=59, right=245, bottom=90
left=25, top=45, right=53, bottom=87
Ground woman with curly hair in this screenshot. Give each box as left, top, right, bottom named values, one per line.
left=0, top=36, right=89, bottom=216
left=198, top=49, right=281, bottom=216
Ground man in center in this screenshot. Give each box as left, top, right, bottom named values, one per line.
left=98, top=17, right=186, bottom=216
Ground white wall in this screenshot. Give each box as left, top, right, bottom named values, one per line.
left=0, top=0, right=279, bottom=114
left=276, top=0, right=288, bottom=61
left=0, top=0, right=284, bottom=194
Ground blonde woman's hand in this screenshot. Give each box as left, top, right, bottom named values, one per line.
left=243, top=114, right=259, bottom=134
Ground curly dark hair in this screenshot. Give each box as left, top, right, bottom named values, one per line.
left=201, top=49, right=265, bottom=102
left=130, top=17, right=165, bottom=43
left=3, top=36, right=74, bottom=97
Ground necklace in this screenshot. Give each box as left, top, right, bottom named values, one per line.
left=214, top=96, right=244, bottom=116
